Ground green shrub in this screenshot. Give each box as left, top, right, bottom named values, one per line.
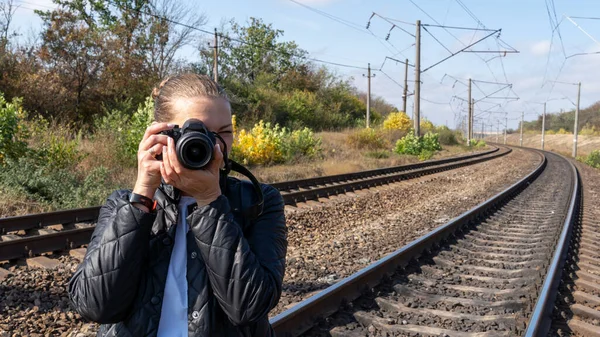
left=94, top=96, right=154, bottom=164
left=418, top=149, right=434, bottom=161
left=436, top=126, right=459, bottom=145
left=24, top=115, right=85, bottom=170
left=0, top=156, right=117, bottom=210
left=347, top=128, right=388, bottom=150
left=126, top=97, right=154, bottom=157
left=395, top=131, right=423, bottom=155
left=469, top=139, right=487, bottom=148
left=422, top=132, right=442, bottom=151
left=0, top=94, right=29, bottom=165
left=282, top=127, right=322, bottom=161
left=584, top=150, right=600, bottom=169
left=394, top=131, right=442, bottom=160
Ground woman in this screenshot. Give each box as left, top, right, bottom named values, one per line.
left=69, top=73, right=288, bottom=337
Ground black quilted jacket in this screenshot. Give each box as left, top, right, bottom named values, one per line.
left=68, top=177, right=287, bottom=336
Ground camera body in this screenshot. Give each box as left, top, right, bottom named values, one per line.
left=157, top=119, right=216, bottom=170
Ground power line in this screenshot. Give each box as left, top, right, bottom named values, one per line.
left=378, top=70, right=404, bottom=90
left=367, top=12, right=416, bottom=38
left=422, top=26, right=453, bottom=54
left=422, top=23, right=497, bottom=32
left=101, top=0, right=375, bottom=71
left=421, top=96, right=449, bottom=105
left=288, top=0, right=376, bottom=37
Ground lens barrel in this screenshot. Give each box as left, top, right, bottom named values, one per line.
left=176, top=131, right=214, bottom=169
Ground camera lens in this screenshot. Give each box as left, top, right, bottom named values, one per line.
left=177, top=133, right=213, bottom=169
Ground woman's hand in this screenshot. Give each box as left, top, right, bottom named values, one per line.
left=133, top=122, right=174, bottom=200
left=160, top=136, right=223, bottom=207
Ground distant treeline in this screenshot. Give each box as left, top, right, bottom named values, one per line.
left=0, top=0, right=396, bottom=131
left=522, top=101, right=600, bottom=135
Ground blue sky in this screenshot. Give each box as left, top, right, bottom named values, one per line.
left=9, top=0, right=600, bottom=130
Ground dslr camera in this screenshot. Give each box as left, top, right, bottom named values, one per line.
left=157, top=119, right=217, bottom=170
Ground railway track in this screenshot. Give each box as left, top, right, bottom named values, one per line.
left=270, top=150, right=580, bottom=336
left=0, top=147, right=509, bottom=262
left=550, top=162, right=600, bottom=336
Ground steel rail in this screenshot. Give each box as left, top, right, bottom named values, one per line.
left=269, top=149, right=548, bottom=337
left=270, top=147, right=498, bottom=191
left=0, top=147, right=509, bottom=261
left=524, top=153, right=581, bottom=336
left=280, top=147, right=509, bottom=204
left=0, top=147, right=499, bottom=234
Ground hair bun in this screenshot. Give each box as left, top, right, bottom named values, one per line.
left=152, top=77, right=171, bottom=100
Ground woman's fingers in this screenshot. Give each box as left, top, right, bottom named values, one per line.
left=142, top=122, right=174, bottom=143
left=139, top=134, right=169, bottom=151
left=207, top=143, right=224, bottom=174
left=143, top=144, right=163, bottom=160
left=161, top=138, right=180, bottom=184
left=166, top=136, right=183, bottom=175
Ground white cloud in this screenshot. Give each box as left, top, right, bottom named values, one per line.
left=530, top=40, right=551, bottom=56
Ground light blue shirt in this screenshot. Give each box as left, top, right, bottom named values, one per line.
left=157, top=196, right=196, bottom=337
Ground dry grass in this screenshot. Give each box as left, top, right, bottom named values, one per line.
left=490, top=134, right=600, bottom=157
left=0, top=189, right=52, bottom=217
left=76, top=133, right=137, bottom=189
left=249, top=130, right=482, bottom=183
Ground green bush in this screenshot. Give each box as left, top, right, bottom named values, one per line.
left=394, top=131, right=442, bottom=160
left=436, top=126, right=460, bottom=145
left=282, top=127, right=322, bottom=161
left=469, top=139, right=487, bottom=148
left=394, top=131, right=422, bottom=155
left=422, top=132, right=442, bottom=151
left=0, top=156, right=116, bottom=210
left=94, top=96, right=154, bottom=164
left=24, top=115, right=85, bottom=170
left=0, top=93, right=29, bottom=165
left=418, top=149, right=434, bottom=161
left=584, top=150, right=600, bottom=169
left=347, top=128, right=388, bottom=150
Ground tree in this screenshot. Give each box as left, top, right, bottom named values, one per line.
left=205, top=17, right=307, bottom=85
left=32, top=0, right=206, bottom=123
left=145, top=0, right=207, bottom=80
left=0, top=0, right=18, bottom=47
left=37, top=9, right=106, bottom=123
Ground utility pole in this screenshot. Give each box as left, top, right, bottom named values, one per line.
left=402, top=58, right=409, bottom=113
left=467, top=78, right=472, bottom=145
left=496, top=119, right=500, bottom=143
left=213, top=28, right=219, bottom=83
left=541, top=103, right=546, bottom=150
left=520, top=111, right=524, bottom=147
left=573, top=82, right=581, bottom=157
left=481, top=121, right=485, bottom=140
left=504, top=116, right=508, bottom=145
left=414, top=20, right=421, bottom=137
left=363, top=63, right=375, bottom=128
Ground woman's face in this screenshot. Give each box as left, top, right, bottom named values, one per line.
left=168, top=96, right=233, bottom=155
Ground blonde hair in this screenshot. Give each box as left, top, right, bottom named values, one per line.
left=151, top=73, right=229, bottom=122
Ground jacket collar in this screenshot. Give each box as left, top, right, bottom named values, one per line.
left=158, top=180, right=180, bottom=203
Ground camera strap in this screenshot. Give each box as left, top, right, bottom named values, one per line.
left=214, top=133, right=264, bottom=220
